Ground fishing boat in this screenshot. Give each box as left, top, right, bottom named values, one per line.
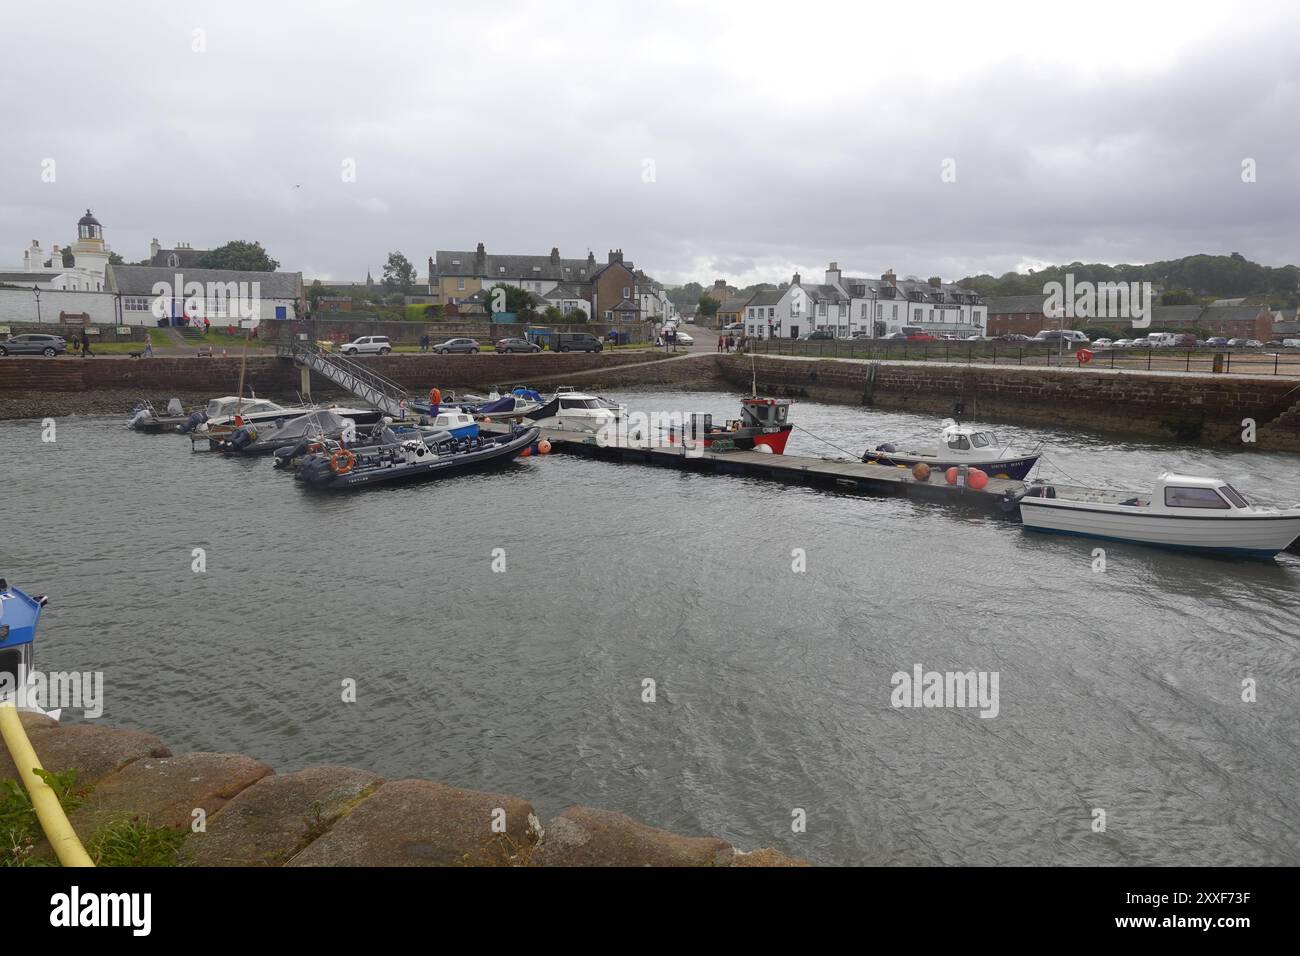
left=666, top=397, right=795, bottom=454
left=862, top=419, right=1041, bottom=480
left=295, top=424, right=542, bottom=490
left=0, top=578, right=46, bottom=691
left=1016, top=472, right=1300, bottom=558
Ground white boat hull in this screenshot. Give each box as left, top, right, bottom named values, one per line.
left=1018, top=497, right=1300, bottom=557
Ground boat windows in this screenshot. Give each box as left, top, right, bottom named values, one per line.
left=559, top=399, right=601, bottom=410
left=1164, top=486, right=1230, bottom=509
left=947, top=435, right=971, bottom=450
left=1220, top=484, right=1250, bottom=508
left=971, top=433, right=990, bottom=448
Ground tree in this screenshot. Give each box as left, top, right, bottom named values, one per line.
left=382, top=251, right=416, bottom=294
left=698, top=294, right=721, bottom=317
left=1160, top=289, right=1197, bottom=306
left=485, top=282, right=539, bottom=317
left=197, top=240, right=279, bottom=272
left=543, top=305, right=566, bottom=322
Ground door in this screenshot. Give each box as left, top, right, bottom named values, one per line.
left=789, top=325, right=799, bottom=339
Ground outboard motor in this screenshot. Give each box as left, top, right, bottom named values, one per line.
left=178, top=410, right=209, bottom=434
left=876, top=443, right=897, bottom=453
left=165, top=398, right=185, bottom=416
left=220, top=424, right=257, bottom=453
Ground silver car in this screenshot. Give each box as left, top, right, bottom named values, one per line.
left=433, top=338, right=480, bottom=354
left=0, top=333, right=68, bottom=357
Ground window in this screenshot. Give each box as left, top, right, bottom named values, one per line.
left=892, top=305, right=898, bottom=318
left=1221, top=485, right=1250, bottom=508
left=947, top=436, right=971, bottom=450
left=1164, top=487, right=1229, bottom=509
left=533, top=266, right=541, bottom=272
left=124, top=296, right=150, bottom=310
left=768, top=308, right=774, bottom=318
left=971, top=433, right=989, bottom=448
left=452, top=259, right=460, bottom=265
left=623, top=287, right=630, bottom=298
left=913, top=309, right=921, bottom=322
left=457, top=279, right=465, bottom=290
left=499, top=266, right=506, bottom=274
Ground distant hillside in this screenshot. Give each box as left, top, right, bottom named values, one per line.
left=959, top=253, right=1299, bottom=307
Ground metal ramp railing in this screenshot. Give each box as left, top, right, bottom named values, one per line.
left=278, top=339, right=412, bottom=419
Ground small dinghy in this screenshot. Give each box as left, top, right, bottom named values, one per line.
left=1017, top=471, right=1300, bottom=558
left=271, top=418, right=451, bottom=470
left=296, top=424, right=542, bottom=490
left=863, top=419, right=1041, bottom=480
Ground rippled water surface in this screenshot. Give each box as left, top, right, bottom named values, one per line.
left=2, top=389, right=1298, bottom=865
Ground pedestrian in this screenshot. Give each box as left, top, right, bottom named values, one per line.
left=143, top=336, right=153, bottom=358
left=204, top=317, right=211, bottom=334
left=716, top=334, right=724, bottom=353
left=81, top=331, right=93, bottom=357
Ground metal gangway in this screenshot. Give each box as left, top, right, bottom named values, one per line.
left=277, top=335, right=412, bottom=420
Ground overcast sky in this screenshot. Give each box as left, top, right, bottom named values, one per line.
left=3, top=0, right=1297, bottom=287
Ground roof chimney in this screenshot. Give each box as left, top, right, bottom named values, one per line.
left=793, top=272, right=801, bottom=285
left=550, top=247, right=560, bottom=263
left=150, top=238, right=160, bottom=258
left=882, top=269, right=896, bottom=282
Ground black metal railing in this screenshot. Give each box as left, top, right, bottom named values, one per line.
left=745, top=338, right=1300, bottom=375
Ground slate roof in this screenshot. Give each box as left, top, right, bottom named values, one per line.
left=435, top=250, right=597, bottom=282
left=747, top=289, right=784, bottom=307
left=108, top=265, right=303, bottom=299
left=542, top=282, right=591, bottom=300
left=1148, top=305, right=1207, bottom=326
left=1200, top=304, right=1266, bottom=323
left=148, top=247, right=208, bottom=268
left=717, top=295, right=754, bottom=313
left=985, top=294, right=1051, bottom=314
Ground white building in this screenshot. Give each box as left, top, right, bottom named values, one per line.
left=109, top=265, right=303, bottom=327
left=1, top=209, right=112, bottom=293
left=742, top=263, right=988, bottom=339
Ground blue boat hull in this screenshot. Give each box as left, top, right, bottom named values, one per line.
left=863, top=452, right=1040, bottom=480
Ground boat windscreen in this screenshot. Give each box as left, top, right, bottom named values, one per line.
left=1221, top=484, right=1250, bottom=508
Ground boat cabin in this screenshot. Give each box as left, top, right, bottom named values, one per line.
left=938, top=419, right=1002, bottom=458
left=1149, top=473, right=1253, bottom=511
left=740, top=398, right=791, bottom=428
left=205, top=397, right=287, bottom=420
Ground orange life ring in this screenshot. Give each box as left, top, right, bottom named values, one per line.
left=330, top=449, right=357, bottom=475
left=234, top=415, right=244, bottom=427
left=428, top=387, right=442, bottom=405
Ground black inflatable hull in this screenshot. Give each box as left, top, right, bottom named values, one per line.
left=298, top=427, right=541, bottom=490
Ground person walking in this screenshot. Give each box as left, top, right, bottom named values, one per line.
left=81, top=330, right=93, bottom=357
left=143, top=336, right=154, bottom=358
left=716, top=334, right=724, bottom=353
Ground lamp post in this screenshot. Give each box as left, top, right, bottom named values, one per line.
left=33, top=286, right=41, bottom=323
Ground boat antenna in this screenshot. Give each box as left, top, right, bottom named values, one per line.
left=750, top=353, right=757, bottom=399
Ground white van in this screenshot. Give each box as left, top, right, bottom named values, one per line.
left=1146, top=332, right=1177, bottom=348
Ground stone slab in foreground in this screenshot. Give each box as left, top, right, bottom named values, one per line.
left=289, top=778, right=540, bottom=867
left=69, top=752, right=273, bottom=835
left=531, top=806, right=735, bottom=867
left=186, top=765, right=384, bottom=867
left=0, top=715, right=170, bottom=787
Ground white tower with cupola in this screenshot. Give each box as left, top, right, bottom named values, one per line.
left=70, top=209, right=110, bottom=288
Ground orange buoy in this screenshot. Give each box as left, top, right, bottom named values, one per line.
left=428, top=387, right=442, bottom=405
left=538, top=439, right=552, bottom=454
left=234, top=415, right=244, bottom=427
left=911, top=462, right=931, bottom=481
left=483, top=416, right=493, bottom=424
left=945, top=467, right=959, bottom=485
left=520, top=446, right=532, bottom=457
left=967, top=467, right=989, bottom=491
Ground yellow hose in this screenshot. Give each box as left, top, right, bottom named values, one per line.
left=0, top=704, right=94, bottom=867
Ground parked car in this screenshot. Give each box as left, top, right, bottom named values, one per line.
left=0, top=333, right=68, bottom=357
left=433, top=338, right=480, bottom=354
left=1204, top=337, right=1229, bottom=347
left=806, top=330, right=834, bottom=340
left=722, top=322, right=744, bottom=332
left=1092, top=338, right=1113, bottom=347
left=882, top=331, right=908, bottom=341
left=673, top=331, right=695, bottom=345
left=1245, top=340, right=1264, bottom=348
left=1131, top=337, right=1153, bottom=348
left=495, top=337, right=541, bottom=354
left=906, top=332, right=937, bottom=342
left=340, top=335, right=392, bottom=356
left=1265, top=340, right=1284, bottom=348
left=1112, top=338, right=1134, bottom=348
left=850, top=331, right=873, bottom=340
left=1283, top=339, right=1300, bottom=349
left=1032, top=329, right=1090, bottom=347
left=553, top=332, right=603, bottom=353
left=1170, top=333, right=1200, bottom=347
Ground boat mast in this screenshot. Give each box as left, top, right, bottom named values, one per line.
left=235, top=323, right=251, bottom=415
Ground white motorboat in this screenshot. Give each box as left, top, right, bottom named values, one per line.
left=863, top=418, right=1041, bottom=480
left=188, top=396, right=382, bottom=434
left=524, top=387, right=623, bottom=433
left=1017, top=471, right=1300, bottom=558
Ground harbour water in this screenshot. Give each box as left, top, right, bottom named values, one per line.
left=2, top=389, right=1298, bottom=865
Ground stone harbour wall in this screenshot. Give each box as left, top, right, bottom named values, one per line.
left=0, top=713, right=805, bottom=867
